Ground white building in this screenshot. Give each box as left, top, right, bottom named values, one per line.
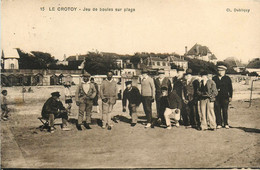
left=1, top=48, right=20, bottom=69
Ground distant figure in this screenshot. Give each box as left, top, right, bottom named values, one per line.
left=154, top=69, right=172, bottom=125
left=64, top=82, right=73, bottom=116
left=22, top=87, right=26, bottom=93
left=1, top=90, right=10, bottom=121
left=212, top=65, right=233, bottom=129
left=28, top=87, right=34, bottom=93
left=41, top=92, right=71, bottom=133
left=75, top=71, right=96, bottom=131
left=161, top=87, right=182, bottom=129
left=90, top=77, right=100, bottom=113
left=140, top=69, right=155, bottom=128
left=198, top=71, right=218, bottom=131
left=100, top=71, right=117, bottom=130
left=122, top=81, right=142, bottom=127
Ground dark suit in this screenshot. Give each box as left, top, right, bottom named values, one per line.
left=122, top=86, right=141, bottom=123
left=42, top=97, right=68, bottom=127
left=154, top=77, right=172, bottom=121
left=212, top=75, right=233, bottom=126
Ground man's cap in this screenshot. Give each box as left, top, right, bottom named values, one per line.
left=125, top=81, right=132, bottom=85
left=142, top=69, right=148, bottom=73
left=90, top=77, right=94, bottom=81
left=186, top=68, right=192, bottom=74
left=158, top=70, right=165, bottom=74
left=2, top=90, right=7, bottom=94
left=217, top=65, right=227, bottom=71
left=200, top=71, right=208, bottom=76
left=82, top=71, right=91, bottom=77
left=51, top=91, right=61, bottom=97
left=161, top=86, right=168, bottom=91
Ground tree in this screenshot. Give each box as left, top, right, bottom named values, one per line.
left=83, top=52, right=119, bottom=75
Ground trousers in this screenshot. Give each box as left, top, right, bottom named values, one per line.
left=214, top=98, right=229, bottom=126
left=47, top=112, right=68, bottom=127
left=200, top=98, right=216, bottom=129
left=129, top=104, right=138, bottom=124
left=102, top=99, right=115, bottom=126
left=78, top=99, right=93, bottom=124
left=142, top=96, right=153, bottom=123
left=164, top=108, right=180, bottom=126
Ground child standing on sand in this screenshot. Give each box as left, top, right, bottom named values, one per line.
left=64, top=82, right=73, bottom=116
left=1, top=90, right=10, bottom=121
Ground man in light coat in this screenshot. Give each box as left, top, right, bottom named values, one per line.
left=198, top=71, right=218, bottom=131
left=75, top=71, right=97, bottom=131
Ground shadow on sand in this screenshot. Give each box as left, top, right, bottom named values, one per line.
left=231, top=126, right=260, bottom=134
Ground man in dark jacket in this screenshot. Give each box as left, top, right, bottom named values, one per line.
left=154, top=70, right=172, bottom=124
left=161, top=87, right=182, bottom=129
left=212, top=65, right=233, bottom=129
left=122, top=81, right=142, bottom=126
left=42, top=92, right=71, bottom=133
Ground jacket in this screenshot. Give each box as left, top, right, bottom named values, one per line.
left=198, top=79, right=218, bottom=102
left=75, top=82, right=97, bottom=103
left=154, top=77, right=172, bottom=98
left=141, top=76, right=155, bottom=98
left=41, top=97, right=65, bottom=117
left=122, top=86, right=142, bottom=107
left=161, top=90, right=182, bottom=109
left=182, top=78, right=196, bottom=102
left=212, top=75, right=233, bottom=100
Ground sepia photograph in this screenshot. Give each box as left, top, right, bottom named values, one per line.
left=1, top=0, right=260, bottom=169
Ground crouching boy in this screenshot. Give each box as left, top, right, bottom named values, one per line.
left=161, top=87, right=182, bottom=129
left=122, top=81, right=142, bottom=127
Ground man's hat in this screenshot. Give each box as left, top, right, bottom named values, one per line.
left=158, top=69, right=165, bottom=74
left=82, top=71, right=91, bottom=77
left=200, top=71, right=208, bottom=76
left=125, top=81, right=132, bottom=85
left=90, top=77, right=94, bottom=81
left=161, top=86, right=168, bottom=91
left=217, top=65, right=227, bottom=71
left=142, top=69, right=148, bottom=74
left=186, top=68, right=192, bottom=74
left=51, top=91, right=60, bottom=97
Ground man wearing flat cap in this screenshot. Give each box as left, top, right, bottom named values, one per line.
left=154, top=69, right=172, bottom=125
left=122, top=81, right=141, bottom=126
left=75, top=71, right=97, bottom=131
left=42, top=91, right=71, bottom=133
left=140, top=69, right=156, bottom=128
left=212, top=65, right=233, bottom=129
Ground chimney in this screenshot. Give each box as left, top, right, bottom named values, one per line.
left=76, top=53, right=78, bottom=60
left=185, top=46, right=187, bottom=54
left=63, top=54, right=66, bottom=61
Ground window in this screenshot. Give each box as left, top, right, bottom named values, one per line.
left=162, top=62, right=166, bottom=66
left=10, top=63, right=15, bottom=69
left=152, top=62, right=155, bottom=66
left=157, top=62, right=160, bottom=66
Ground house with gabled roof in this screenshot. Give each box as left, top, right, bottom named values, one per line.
left=1, top=48, right=20, bottom=69
left=185, top=43, right=218, bottom=64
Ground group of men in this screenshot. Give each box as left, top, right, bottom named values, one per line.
left=122, top=64, right=233, bottom=131
left=41, top=64, right=233, bottom=133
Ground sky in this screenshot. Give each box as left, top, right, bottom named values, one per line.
left=1, top=0, right=260, bottom=63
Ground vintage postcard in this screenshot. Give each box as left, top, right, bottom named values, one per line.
left=1, top=0, right=260, bottom=169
